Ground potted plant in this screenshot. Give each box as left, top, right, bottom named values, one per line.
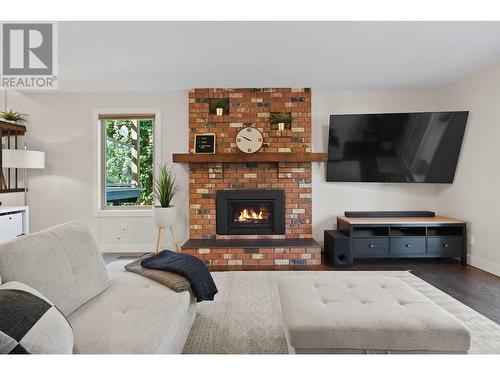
left=213, top=99, right=227, bottom=116
left=153, top=164, right=179, bottom=229
left=270, top=111, right=291, bottom=131
left=0, top=110, right=28, bottom=124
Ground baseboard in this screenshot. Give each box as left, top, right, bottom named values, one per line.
left=468, top=254, right=500, bottom=277
left=100, top=242, right=177, bottom=253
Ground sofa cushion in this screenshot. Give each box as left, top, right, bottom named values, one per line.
left=0, top=222, right=110, bottom=316
left=0, top=281, right=74, bottom=354
left=68, top=260, right=196, bottom=354
left=279, top=275, right=471, bottom=353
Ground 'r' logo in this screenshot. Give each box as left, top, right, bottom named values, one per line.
left=2, top=23, right=53, bottom=75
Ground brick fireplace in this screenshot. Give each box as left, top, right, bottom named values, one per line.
left=178, top=88, right=323, bottom=266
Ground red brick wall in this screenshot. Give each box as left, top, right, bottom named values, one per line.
left=182, top=247, right=321, bottom=266
left=188, top=88, right=313, bottom=240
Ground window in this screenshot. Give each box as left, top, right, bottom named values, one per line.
left=99, top=113, right=155, bottom=209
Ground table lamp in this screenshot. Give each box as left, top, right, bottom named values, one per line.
left=2, top=145, right=45, bottom=205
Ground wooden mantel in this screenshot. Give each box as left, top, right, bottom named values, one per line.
left=172, top=152, right=327, bottom=163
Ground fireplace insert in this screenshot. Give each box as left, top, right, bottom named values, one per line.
left=216, top=190, right=285, bottom=235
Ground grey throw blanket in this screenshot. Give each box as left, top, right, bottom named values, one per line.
left=125, top=255, right=191, bottom=292
left=141, top=250, right=218, bottom=302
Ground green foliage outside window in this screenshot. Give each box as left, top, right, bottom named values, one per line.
left=104, top=119, right=153, bottom=206
left=138, top=120, right=154, bottom=205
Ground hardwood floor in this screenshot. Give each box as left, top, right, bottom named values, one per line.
left=208, top=257, right=500, bottom=325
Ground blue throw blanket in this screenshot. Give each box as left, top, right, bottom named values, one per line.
left=141, top=250, right=218, bottom=302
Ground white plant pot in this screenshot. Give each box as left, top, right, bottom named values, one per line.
left=1, top=119, right=20, bottom=124
left=153, top=206, right=177, bottom=228
left=277, top=122, right=285, bottom=131
left=216, top=107, right=224, bottom=116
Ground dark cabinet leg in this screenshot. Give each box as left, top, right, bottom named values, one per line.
left=461, top=224, right=467, bottom=266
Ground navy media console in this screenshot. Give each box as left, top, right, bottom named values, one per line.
left=325, top=215, right=467, bottom=267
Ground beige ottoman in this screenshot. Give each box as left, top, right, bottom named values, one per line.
left=278, top=275, right=471, bottom=354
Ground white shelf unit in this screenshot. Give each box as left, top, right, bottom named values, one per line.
left=0, top=206, right=29, bottom=243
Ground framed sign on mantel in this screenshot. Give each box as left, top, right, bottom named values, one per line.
left=194, top=133, right=216, bottom=154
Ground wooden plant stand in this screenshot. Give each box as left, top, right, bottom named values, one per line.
left=155, top=226, right=180, bottom=253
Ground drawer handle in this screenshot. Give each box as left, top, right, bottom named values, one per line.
left=405, top=244, right=412, bottom=248
left=368, top=244, right=374, bottom=248
left=443, top=243, right=449, bottom=248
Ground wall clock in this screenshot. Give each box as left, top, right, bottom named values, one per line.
left=236, top=127, right=263, bottom=154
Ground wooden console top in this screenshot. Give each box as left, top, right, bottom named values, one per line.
left=337, top=215, right=466, bottom=225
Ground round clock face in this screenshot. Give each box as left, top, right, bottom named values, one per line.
left=236, top=127, right=263, bottom=154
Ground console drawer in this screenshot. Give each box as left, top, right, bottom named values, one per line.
left=428, top=236, right=463, bottom=256
left=390, top=237, right=425, bottom=254
left=353, top=238, right=388, bottom=256
left=0, top=212, right=24, bottom=243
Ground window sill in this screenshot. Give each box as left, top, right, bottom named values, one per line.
left=95, top=209, right=153, bottom=218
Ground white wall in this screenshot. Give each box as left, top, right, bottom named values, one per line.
left=5, top=90, right=189, bottom=252
left=435, top=62, right=500, bottom=276
left=311, top=90, right=442, bottom=240
left=0, top=193, right=22, bottom=206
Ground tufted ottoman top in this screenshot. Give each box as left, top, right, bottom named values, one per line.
left=278, top=275, right=471, bottom=354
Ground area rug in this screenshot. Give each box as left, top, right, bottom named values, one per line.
left=182, top=271, right=500, bottom=354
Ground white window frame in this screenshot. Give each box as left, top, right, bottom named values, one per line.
left=93, top=108, right=162, bottom=217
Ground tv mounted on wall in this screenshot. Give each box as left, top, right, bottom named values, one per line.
left=326, top=111, right=469, bottom=183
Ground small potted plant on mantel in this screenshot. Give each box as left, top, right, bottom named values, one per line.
left=0, top=110, right=28, bottom=124
left=153, top=164, right=179, bottom=252
left=270, top=111, right=291, bottom=131
left=213, top=99, right=227, bottom=116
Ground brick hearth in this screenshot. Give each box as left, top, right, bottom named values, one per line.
left=181, top=88, right=321, bottom=266
left=182, top=238, right=321, bottom=266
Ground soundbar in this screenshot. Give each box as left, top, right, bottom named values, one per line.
left=344, top=211, right=435, bottom=218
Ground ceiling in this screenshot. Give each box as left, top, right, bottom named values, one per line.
left=58, top=21, right=500, bottom=91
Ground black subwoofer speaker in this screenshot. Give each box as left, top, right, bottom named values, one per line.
left=324, top=230, right=353, bottom=268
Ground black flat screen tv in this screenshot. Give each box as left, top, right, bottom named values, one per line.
left=326, top=111, right=468, bottom=183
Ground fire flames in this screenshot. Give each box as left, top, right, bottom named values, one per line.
left=236, top=208, right=267, bottom=222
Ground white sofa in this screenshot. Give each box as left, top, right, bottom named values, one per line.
left=0, top=222, right=196, bottom=354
